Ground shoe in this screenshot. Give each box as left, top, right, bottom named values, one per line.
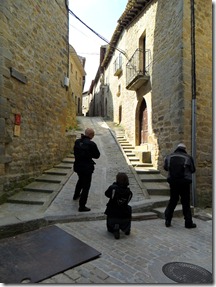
left=185, top=223, right=196, bottom=228
left=125, top=230, right=130, bottom=235
left=73, top=194, right=80, bottom=200
left=113, top=229, right=120, bottom=239
left=165, top=220, right=171, bottom=227
left=78, top=206, right=91, bottom=212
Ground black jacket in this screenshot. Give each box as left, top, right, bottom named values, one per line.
left=164, top=147, right=196, bottom=184
left=104, top=182, right=133, bottom=218
left=73, top=134, right=100, bottom=174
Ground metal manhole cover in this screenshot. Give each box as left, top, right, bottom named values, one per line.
left=162, top=262, right=212, bottom=283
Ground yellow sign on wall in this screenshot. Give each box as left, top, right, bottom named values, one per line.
left=14, top=125, right=20, bottom=137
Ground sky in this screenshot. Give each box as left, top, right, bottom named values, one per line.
left=68, top=0, right=128, bottom=91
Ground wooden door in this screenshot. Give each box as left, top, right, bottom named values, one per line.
left=139, top=99, right=148, bottom=144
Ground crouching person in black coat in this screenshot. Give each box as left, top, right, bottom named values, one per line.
left=104, top=172, right=133, bottom=239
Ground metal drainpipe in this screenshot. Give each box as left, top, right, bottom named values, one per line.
left=191, top=0, right=197, bottom=206
left=65, top=0, right=70, bottom=85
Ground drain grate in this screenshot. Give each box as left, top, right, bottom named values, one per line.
left=162, top=262, right=212, bottom=283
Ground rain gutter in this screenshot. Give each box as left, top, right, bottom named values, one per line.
left=191, top=0, right=197, bottom=206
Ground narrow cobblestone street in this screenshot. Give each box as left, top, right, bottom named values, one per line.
left=40, top=218, right=212, bottom=284
left=41, top=116, right=213, bottom=284
left=44, top=116, right=146, bottom=219
left=0, top=116, right=213, bottom=284
left=0, top=0, right=212, bottom=284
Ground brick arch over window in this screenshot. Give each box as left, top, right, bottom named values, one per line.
left=136, top=98, right=148, bottom=145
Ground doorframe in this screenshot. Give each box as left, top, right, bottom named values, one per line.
left=135, top=98, right=148, bottom=145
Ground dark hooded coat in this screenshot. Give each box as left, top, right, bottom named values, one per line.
left=104, top=182, right=133, bottom=218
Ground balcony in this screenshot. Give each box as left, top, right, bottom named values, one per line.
left=126, top=48, right=150, bottom=90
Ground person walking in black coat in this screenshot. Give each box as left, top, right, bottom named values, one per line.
left=164, top=143, right=196, bottom=228
left=104, top=172, right=133, bottom=239
left=73, top=128, right=100, bottom=212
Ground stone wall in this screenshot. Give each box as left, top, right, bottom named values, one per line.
left=102, top=0, right=212, bottom=207
left=0, top=0, right=76, bottom=198
left=68, top=45, right=85, bottom=120
left=182, top=0, right=212, bottom=206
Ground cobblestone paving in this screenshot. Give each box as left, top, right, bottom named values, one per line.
left=40, top=217, right=212, bottom=284
left=0, top=116, right=212, bottom=284
left=42, top=117, right=212, bottom=284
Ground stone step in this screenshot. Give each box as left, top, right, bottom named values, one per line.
left=152, top=204, right=194, bottom=219
left=127, top=154, right=138, bottom=159
left=149, top=196, right=170, bottom=209
left=124, top=152, right=134, bottom=157
left=23, top=181, right=60, bottom=193
left=0, top=202, right=43, bottom=217
left=35, top=174, right=65, bottom=183
left=131, top=196, right=170, bottom=212
left=132, top=212, right=158, bottom=221
left=135, top=167, right=160, bottom=174
left=143, top=182, right=170, bottom=196
left=54, top=163, right=73, bottom=169
left=44, top=168, right=69, bottom=175
left=131, top=162, right=153, bottom=167
left=128, top=157, right=140, bottom=162
left=139, top=173, right=167, bottom=182
left=121, top=145, right=134, bottom=149
left=67, top=154, right=75, bottom=158
left=62, top=158, right=74, bottom=163
left=122, top=146, right=135, bottom=150
left=7, top=191, right=50, bottom=205
left=124, top=149, right=134, bottom=153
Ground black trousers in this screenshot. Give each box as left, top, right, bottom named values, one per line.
left=74, top=172, right=92, bottom=207
left=106, top=217, right=131, bottom=233
left=165, top=182, right=193, bottom=225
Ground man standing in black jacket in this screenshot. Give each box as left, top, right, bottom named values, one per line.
left=73, top=128, right=100, bottom=212
left=164, top=143, right=196, bottom=228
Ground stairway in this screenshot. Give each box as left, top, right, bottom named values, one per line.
left=112, top=130, right=186, bottom=219
left=2, top=155, right=75, bottom=216
left=116, top=135, right=170, bottom=197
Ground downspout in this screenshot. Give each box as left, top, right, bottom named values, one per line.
left=65, top=0, right=70, bottom=90
left=190, top=0, right=197, bottom=206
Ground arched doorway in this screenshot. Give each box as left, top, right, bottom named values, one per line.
left=139, top=98, right=148, bottom=145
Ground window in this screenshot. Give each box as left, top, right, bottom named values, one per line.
left=117, top=84, right=121, bottom=97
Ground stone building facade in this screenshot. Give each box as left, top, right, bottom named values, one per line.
left=82, top=91, right=90, bottom=116
left=68, top=45, right=86, bottom=122
left=87, top=45, right=108, bottom=117
left=90, top=0, right=212, bottom=207
left=0, top=0, right=77, bottom=200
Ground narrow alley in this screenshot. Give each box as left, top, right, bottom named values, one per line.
left=0, top=116, right=213, bottom=284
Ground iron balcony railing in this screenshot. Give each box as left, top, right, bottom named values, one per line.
left=113, top=53, right=123, bottom=76
left=126, top=48, right=150, bottom=89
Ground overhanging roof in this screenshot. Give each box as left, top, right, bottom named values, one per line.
left=101, top=0, right=152, bottom=68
